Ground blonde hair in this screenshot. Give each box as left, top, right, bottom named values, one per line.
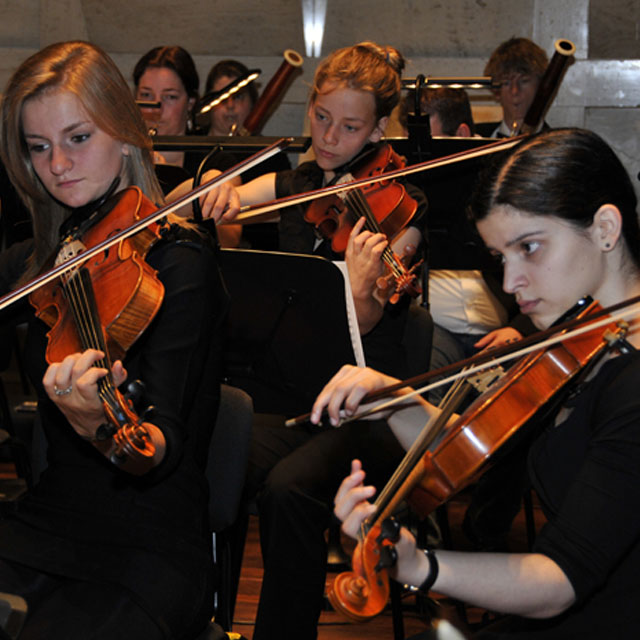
left=0, top=41, right=166, bottom=280
left=310, top=42, right=405, bottom=120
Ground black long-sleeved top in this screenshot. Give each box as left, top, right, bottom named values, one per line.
left=0, top=219, right=228, bottom=634
left=480, top=351, right=640, bottom=638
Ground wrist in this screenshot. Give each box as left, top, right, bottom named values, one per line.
left=418, top=548, right=439, bottom=593
left=405, top=548, right=438, bottom=593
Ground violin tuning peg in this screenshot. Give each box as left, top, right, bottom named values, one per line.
left=125, top=379, right=146, bottom=405
left=141, top=405, right=157, bottom=422
left=378, top=516, right=401, bottom=543
left=375, top=544, right=398, bottom=571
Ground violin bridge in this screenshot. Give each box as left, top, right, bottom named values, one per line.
left=467, top=364, right=507, bottom=394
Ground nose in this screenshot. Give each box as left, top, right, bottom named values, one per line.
left=502, top=259, right=526, bottom=295
left=323, top=122, right=339, bottom=146
left=49, top=145, right=72, bottom=176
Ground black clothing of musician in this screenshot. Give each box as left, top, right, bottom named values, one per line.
left=242, top=145, right=429, bottom=640
left=277, top=143, right=428, bottom=377
left=0, top=221, right=228, bottom=639
left=442, top=351, right=640, bottom=639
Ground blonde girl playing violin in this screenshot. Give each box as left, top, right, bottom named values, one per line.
left=0, top=41, right=228, bottom=639
left=316, top=128, right=640, bottom=638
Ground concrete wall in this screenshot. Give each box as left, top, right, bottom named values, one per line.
left=0, top=0, right=638, bottom=192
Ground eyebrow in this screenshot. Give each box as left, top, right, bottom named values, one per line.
left=314, top=105, right=366, bottom=124
left=503, top=230, right=545, bottom=248
left=139, top=84, right=181, bottom=94
left=24, top=120, right=92, bottom=138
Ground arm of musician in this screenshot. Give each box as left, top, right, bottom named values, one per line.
left=43, top=349, right=166, bottom=467
left=165, top=170, right=241, bottom=221
left=309, top=363, right=439, bottom=445
left=168, top=169, right=277, bottom=223
left=391, top=226, right=421, bottom=262
left=335, top=460, right=576, bottom=619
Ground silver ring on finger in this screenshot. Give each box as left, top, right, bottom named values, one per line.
left=54, top=383, right=73, bottom=396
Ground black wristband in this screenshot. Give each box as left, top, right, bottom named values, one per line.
left=419, top=548, right=439, bottom=592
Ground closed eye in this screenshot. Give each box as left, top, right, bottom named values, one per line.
left=27, top=141, right=49, bottom=154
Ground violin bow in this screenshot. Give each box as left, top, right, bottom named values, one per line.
left=286, top=293, right=640, bottom=427
left=0, top=137, right=293, bottom=313
left=223, top=136, right=523, bottom=226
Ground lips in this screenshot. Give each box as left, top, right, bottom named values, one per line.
left=317, top=149, right=336, bottom=160
left=56, top=178, right=82, bottom=189
left=517, top=299, right=539, bottom=314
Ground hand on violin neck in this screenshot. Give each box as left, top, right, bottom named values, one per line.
left=43, top=349, right=127, bottom=440
left=345, top=217, right=388, bottom=332
left=333, top=459, right=378, bottom=539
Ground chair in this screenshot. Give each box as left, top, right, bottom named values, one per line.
left=0, top=326, right=33, bottom=506
left=0, top=592, right=27, bottom=640
left=196, top=384, right=253, bottom=638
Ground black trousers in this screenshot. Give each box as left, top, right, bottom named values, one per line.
left=0, top=558, right=170, bottom=640
left=245, top=419, right=406, bottom=640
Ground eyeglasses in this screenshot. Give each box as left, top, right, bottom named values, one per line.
left=493, top=74, right=536, bottom=91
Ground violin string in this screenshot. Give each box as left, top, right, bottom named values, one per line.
left=363, top=317, right=633, bottom=533
left=340, top=300, right=640, bottom=425
left=345, top=189, right=404, bottom=278
left=62, top=265, right=119, bottom=411
left=366, top=375, right=471, bottom=530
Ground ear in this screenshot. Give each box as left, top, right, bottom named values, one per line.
left=121, top=143, right=130, bottom=157
left=188, top=96, right=196, bottom=110
left=369, top=116, right=389, bottom=143
left=591, top=204, right=623, bottom=252
left=455, top=123, right=471, bottom=137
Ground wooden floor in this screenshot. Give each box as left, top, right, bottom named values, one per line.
left=229, top=497, right=546, bottom=639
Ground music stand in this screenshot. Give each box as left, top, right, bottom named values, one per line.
left=386, top=136, right=506, bottom=271
left=220, top=249, right=360, bottom=416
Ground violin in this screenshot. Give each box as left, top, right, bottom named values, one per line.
left=326, top=298, right=631, bottom=621
left=304, top=144, right=421, bottom=303
left=30, top=187, right=166, bottom=475
left=0, top=140, right=292, bottom=474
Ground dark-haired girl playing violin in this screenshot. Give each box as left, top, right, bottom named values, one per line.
left=190, top=41, right=427, bottom=639
left=318, top=128, right=640, bottom=638
left=0, top=41, right=228, bottom=639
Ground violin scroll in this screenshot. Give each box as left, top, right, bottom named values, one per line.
left=327, top=519, right=398, bottom=622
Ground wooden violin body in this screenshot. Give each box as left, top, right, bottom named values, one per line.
left=29, top=187, right=167, bottom=474
left=305, top=145, right=417, bottom=254
left=305, top=144, right=421, bottom=301
left=30, top=188, right=164, bottom=364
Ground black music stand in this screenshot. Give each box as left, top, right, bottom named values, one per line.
left=220, top=249, right=360, bottom=416
left=386, top=136, right=508, bottom=302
